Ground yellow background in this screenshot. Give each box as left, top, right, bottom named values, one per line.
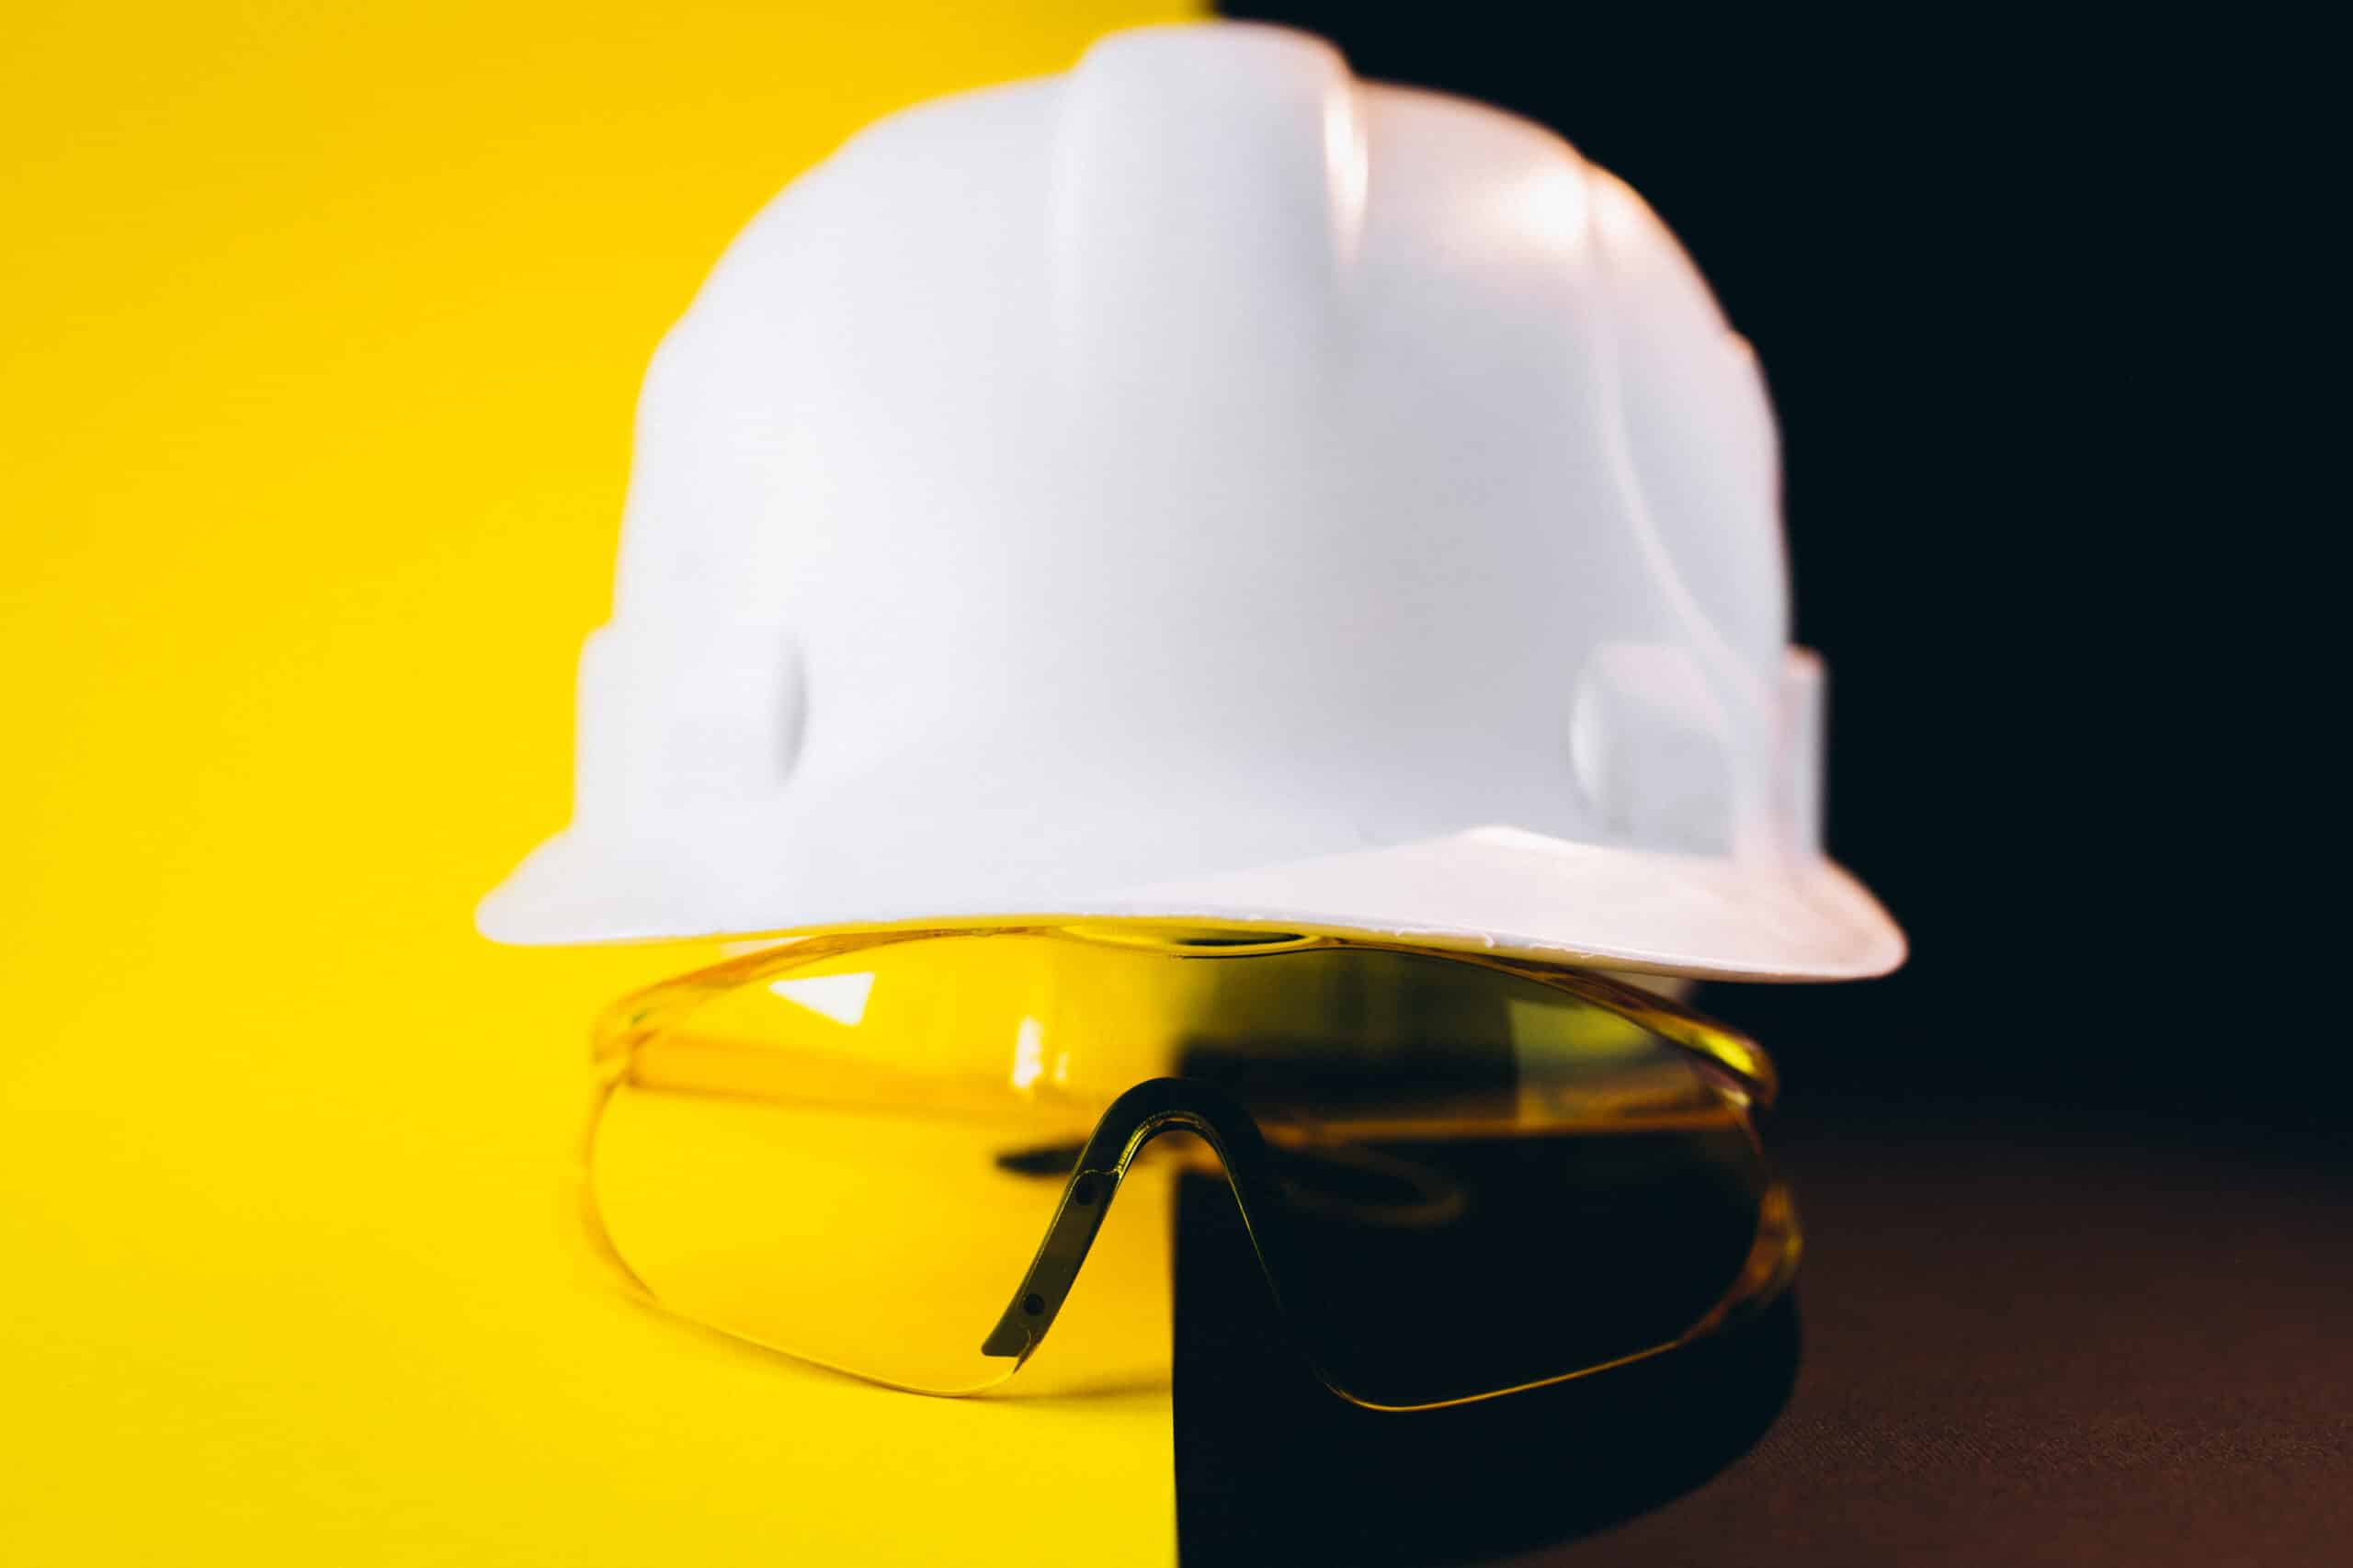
left=1, top=3, right=1198, bottom=1562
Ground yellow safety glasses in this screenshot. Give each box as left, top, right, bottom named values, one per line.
left=579, top=924, right=1794, bottom=1412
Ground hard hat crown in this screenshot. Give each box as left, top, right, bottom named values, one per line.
left=482, top=23, right=1903, bottom=981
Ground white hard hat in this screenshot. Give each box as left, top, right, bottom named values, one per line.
left=479, top=22, right=1904, bottom=983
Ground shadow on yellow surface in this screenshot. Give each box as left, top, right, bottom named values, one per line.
left=0, top=4, right=1192, bottom=1562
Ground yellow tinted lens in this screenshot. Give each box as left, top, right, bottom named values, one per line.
left=585, top=932, right=1191, bottom=1394
left=583, top=928, right=1775, bottom=1402
left=589, top=1087, right=1182, bottom=1394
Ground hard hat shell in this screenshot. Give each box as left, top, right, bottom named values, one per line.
left=479, top=22, right=1904, bottom=983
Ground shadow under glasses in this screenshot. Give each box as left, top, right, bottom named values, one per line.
left=1169, top=1168, right=1802, bottom=1566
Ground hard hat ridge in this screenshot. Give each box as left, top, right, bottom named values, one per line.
left=1050, top=23, right=1368, bottom=402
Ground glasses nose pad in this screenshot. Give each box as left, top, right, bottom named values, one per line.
left=980, top=1164, right=1117, bottom=1360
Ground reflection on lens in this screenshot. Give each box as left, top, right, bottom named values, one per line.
left=583, top=928, right=1778, bottom=1403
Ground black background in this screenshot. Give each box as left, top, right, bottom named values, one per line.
left=1177, top=10, right=2342, bottom=1564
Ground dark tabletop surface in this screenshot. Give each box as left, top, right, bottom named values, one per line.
left=1172, top=1091, right=2353, bottom=1566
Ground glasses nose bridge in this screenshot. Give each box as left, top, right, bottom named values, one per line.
left=1123, top=1105, right=1235, bottom=1169
left=979, top=1077, right=1278, bottom=1366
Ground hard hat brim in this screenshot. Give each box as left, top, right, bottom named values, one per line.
left=477, top=822, right=1902, bottom=983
